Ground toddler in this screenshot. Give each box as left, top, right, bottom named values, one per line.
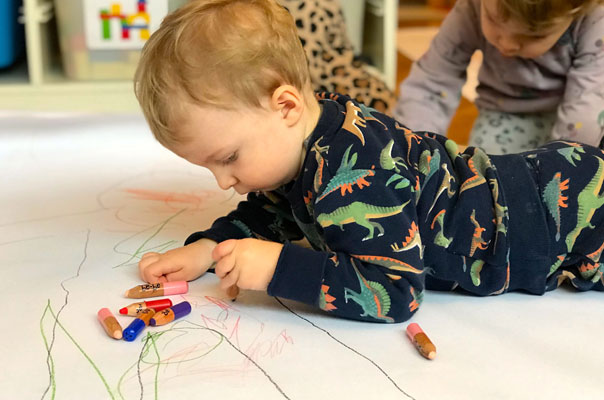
left=135, top=0, right=604, bottom=323
left=394, top=0, right=604, bottom=154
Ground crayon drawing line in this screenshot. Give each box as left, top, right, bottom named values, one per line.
left=41, top=229, right=91, bottom=400
left=113, top=209, right=186, bottom=268
left=42, top=302, right=115, bottom=399
left=39, top=302, right=56, bottom=400
left=0, top=235, right=53, bottom=247
left=120, top=322, right=291, bottom=400
left=275, top=297, right=417, bottom=400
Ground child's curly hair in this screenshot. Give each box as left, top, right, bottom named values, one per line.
left=497, top=0, right=603, bottom=31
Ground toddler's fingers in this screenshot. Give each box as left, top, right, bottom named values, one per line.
left=139, top=253, right=160, bottom=269
left=142, top=261, right=184, bottom=283
left=212, top=239, right=237, bottom=261
left=214, top=253, right=236, bottom=279
left=220, top=268, right=240, bottom=291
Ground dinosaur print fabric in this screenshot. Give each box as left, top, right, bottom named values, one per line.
left=186, top=93, right=604, bottom=323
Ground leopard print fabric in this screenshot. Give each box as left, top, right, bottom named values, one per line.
left=280, top=0, right=396, bottom=113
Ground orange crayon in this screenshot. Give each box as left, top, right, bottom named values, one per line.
left=406, top=323, right=436, bottom=360
left=149, top=301, right=192, bottom=326
left=124, top=281, right=188, bottom=299
left=97, top=308, right=123, bottom=340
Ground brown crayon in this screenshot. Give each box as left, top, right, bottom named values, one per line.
left=124, top=281, right=188, bottom=299
left=406, top=323, right=436, bottom=360
left=226, top=285, right=240, bottom=301
left=97, top=308, right=123, bottom=340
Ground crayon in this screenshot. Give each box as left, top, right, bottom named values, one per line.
left=119, top=299, right=173, bottom=316
left=226, top=285, right=240, bottom=301
left=124, top=281, right=188, bottom=299
left=122, top=308, right=155, bottom=342
left=406, top=323, right=436, bottom=360
left=97, top=308, right=123, bottom=340
left=149, top=301, right=192, bottom=326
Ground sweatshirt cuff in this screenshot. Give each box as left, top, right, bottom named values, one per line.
left=267, top=242, right=327, bottom=305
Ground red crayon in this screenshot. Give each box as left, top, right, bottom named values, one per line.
left=119, top=299, right=173, bottom=316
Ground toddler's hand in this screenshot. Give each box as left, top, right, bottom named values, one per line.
left=138, top=239, right=216, bottom=283
left=212, top=238, right=283, bottom=292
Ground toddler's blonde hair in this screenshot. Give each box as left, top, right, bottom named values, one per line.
left=497, top=0, right=603, bottom=31
left=134, top=0, right=310, bottom=147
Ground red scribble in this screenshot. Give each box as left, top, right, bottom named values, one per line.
left=205, top=295, right=238, bottom=312
left=123, top=188, right=215, bottom=207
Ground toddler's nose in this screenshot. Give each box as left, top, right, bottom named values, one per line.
left=214, top=172, right=237, bottom=190
left=497, top=35, right=521, bottom=54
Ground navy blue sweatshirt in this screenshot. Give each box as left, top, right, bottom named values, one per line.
left=186, top=93, right=604, bottom=323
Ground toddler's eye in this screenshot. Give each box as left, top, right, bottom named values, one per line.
left=222, top=152, right=238, bottom=165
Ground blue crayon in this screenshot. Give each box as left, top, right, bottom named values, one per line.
left=122, top=308, right=155, bottom=342
left=149, top=301, right=192, bottom=326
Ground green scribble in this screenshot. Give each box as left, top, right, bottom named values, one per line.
left=44, top=301, right=115, bottom=399
left=40, top=301, right=57, bottom=399
left=113, top=209, right=186, bottom=268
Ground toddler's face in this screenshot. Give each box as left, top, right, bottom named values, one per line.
left=169, top=102, right=306, bottom=195
left=480, top=0, right=572, bottom=59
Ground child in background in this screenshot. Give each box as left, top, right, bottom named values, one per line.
left=394, top=0, right=604, bottom=154
left=135, top=0, right=604, bottom=324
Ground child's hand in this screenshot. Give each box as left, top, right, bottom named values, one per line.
left=138, top=238, right=216, bottom=283
left=212, top=239, right=283, bottom=292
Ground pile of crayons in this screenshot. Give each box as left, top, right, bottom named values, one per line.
left=97, top=281, right=192, bottom=342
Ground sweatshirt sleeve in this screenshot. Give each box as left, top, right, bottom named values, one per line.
left=550, top=9, right=604, bottom=146
left=393, top=0, right=480, bottom=135
left=185, top=190, right=304, bottom=245
left=268, top=162, right=425, bottom=323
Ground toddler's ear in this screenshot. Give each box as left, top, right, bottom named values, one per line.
left=271, top=85, right=304, bottom=127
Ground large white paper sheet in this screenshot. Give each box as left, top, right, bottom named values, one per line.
left=1, top=112, right=602, bottom=400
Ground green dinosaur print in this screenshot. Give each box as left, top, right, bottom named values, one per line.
left=469, top=209, right=490, bottom=257
left=418, top=149, right=441, bottom=191
left=426, top=163, right=456, bottom=218
left=548, top=255, right=566, bottom=277
left=390, top=221, right=423, bottom=258
left=430, top=209, right=452, bottom=248
left=444, top=139, right=463, bottom=160
left=385, top=173, right=411, bottom=190
left=379, top=139, right=407, bottom=173
left=557, top=144, right=585, bottom=167
left=311, top=142, right=329, bottom=192
left=542, top=172, right=569, bottom=241
left=230, top=219, right=253, bottom=238
left=408, top=286, right=423, bottom=312
left=351, top=254, right=424, bottom=274
left=488, top=177, right=508, bottom=247
left=470, top=259, right=485, bottom=286
left=319, top=284, right=337, bottom=311
left=358, top=103, right=388, bottom=130
left=317, top=200, right=410, bottom=241
left=460, top=149, right=491, bottom=193
left=317, top=144, right=375, bottom=202
left=343, top=259, right=394, bottom=322
left=577, top=261, right=604, bottom=281
left=565, top=158, right=604, bottom=252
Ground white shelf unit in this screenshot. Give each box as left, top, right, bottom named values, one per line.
left=0, top=0, right=397, bottom=113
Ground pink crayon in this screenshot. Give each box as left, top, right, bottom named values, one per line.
left=124, top=281, right=188, bottom=299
